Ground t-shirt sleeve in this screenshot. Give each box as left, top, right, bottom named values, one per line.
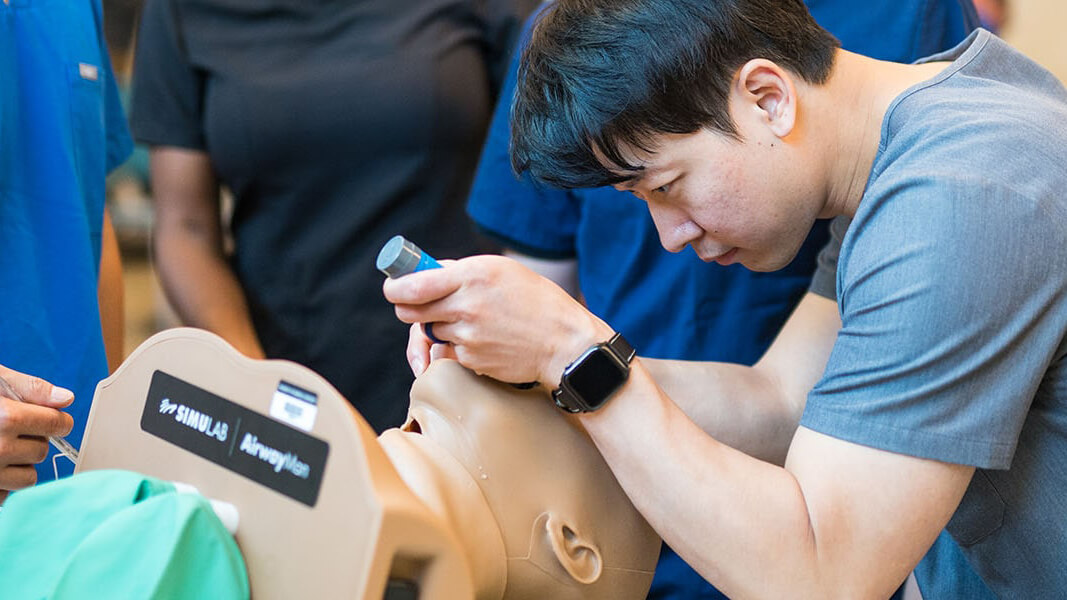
left=808, top=216, right=850, bottom=300
left=466, top=3, right=582, bottom=259
left=128, top=0, right=207, bottom=149
left=802, top=177, right=1065, bottom=469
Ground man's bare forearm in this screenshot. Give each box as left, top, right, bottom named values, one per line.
left=641, top=293, right=840, bottom=464
left=580, top=363, right=971, bottom=600
left=643, top=357, right=800, bottom=465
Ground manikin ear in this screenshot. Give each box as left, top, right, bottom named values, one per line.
left=734, top=58, right=797, bottom=138
left=544, top=513, right=603, bottom=585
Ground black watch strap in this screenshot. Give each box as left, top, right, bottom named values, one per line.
left=552, top=332, right=635, bottom=413
left=606, top=332, right=636, bottom=365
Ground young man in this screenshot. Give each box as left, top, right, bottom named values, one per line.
left=384, top=0, right=1067, bottom=597
left=468, top=3, right=981, bottom=595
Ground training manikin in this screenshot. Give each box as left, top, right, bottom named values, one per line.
left=380, top=359, right=660, bottom=600
left=74, top=329, right=658, bottom=599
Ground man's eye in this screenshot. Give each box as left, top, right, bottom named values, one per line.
left=653, top=183, right=671, bottom=194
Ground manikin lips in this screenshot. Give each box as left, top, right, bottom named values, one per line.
left=402, top=417, right=423, bottom=434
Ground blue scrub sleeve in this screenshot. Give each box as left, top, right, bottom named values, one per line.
left=466, top=4, right=582, bottom=260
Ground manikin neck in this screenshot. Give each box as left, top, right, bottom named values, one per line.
left=378, top=429, right=509, bottom=600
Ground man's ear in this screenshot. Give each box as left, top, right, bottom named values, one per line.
left=734, top=58, right=797, bottom=138
left=544, top=513, right=603, bottom=585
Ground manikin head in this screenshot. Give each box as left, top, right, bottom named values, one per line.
left=510, top=0, right=842, bottom=271
left=379, top=359, right=659, bottom=600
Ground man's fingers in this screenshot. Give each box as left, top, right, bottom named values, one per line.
left=0, top=465, right=38, bottom=493
left=0, top=368, right=74, bottom=409
left=0, top=435, right=50, bottom=465
left=382, top=265, right=461, bottom=306
left=0, top=398, right=74, bottom=438
left=429, top=341, right=458, bottom=362
left=407, top=323, right=434, bottom=376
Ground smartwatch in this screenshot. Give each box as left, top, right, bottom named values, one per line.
left=552, top=333, right=635, bottom=413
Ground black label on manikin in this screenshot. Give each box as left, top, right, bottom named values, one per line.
left=141, top=370, right=329, bottom=507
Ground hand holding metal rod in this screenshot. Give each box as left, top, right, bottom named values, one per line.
left=377, top=235, right=538, bottom=389
left=377, top=235, right=447, bottom=344
left=0, top=375, right=80, bottom=463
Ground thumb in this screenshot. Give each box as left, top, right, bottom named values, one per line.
left=0, top=367, right=74, bottom=408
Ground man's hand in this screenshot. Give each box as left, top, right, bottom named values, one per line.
left=384, top=255, right=613, bottom=386
left=0, top=365, right=75, bottom=502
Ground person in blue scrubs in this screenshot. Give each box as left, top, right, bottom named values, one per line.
left=0, top=0, right=132, bottom=496
left=466, top=1, right=983, bottom=597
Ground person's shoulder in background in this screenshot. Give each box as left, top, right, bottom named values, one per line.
left=809, top=0, right=979, bottom=62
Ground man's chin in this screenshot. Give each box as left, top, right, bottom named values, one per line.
left=696, top=247, right=793, bottom=272
left=739, top=251, right=795, bottom=273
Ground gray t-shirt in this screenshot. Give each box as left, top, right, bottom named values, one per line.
left=804, top=30, right=1067, bottom=596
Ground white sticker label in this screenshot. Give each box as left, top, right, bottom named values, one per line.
left=269, top=381, right=319, bottom=432
left=78, top=62, right=99, bottom=81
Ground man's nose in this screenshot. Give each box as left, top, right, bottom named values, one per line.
left=648, top=204, right=692, bottom=253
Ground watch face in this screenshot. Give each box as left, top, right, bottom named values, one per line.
left=567, top=347, right=626, bottom=407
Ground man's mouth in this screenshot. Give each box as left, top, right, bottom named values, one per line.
left=712, top=247, right=738, bottom=265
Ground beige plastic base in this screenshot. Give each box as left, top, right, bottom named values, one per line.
left=76, top=328, right=472, bottom=599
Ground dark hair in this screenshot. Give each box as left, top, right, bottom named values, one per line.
left=510, top=0, right=840, bottom=189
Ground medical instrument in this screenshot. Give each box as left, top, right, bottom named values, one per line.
left=376, top=235, right=441, bottom=277
left=0, top=375, right=80, bottom=463
left=377, top=235, right=446, bottom=344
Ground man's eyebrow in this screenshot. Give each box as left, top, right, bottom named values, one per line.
left=617, top=167, right=654, bottom=190
left=617, top=173, right=643, bottom=190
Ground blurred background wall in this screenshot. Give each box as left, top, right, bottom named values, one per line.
left=999, top=0, right=1066, bottom=82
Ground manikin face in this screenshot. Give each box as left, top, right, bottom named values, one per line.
left=380, top=360, right=659, bottom=600
left=611, top=64, right=828, bottom=272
